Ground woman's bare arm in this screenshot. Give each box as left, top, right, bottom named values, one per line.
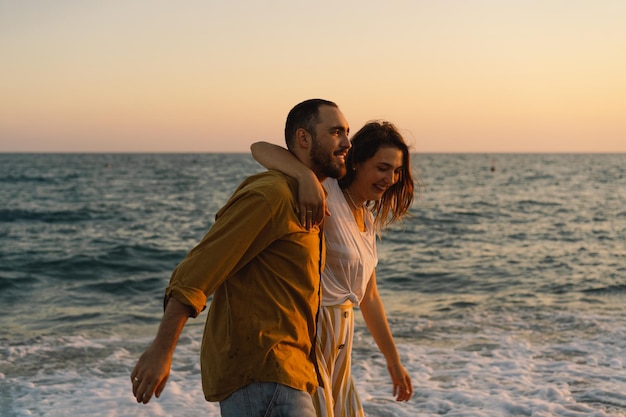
left=251, top=141, right=326, bottom=228
left=360, top=271, right=414, bottom=401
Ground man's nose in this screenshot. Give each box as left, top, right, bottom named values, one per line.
left=340, top=133, right=351, bottom=150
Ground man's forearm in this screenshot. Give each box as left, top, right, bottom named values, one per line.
left=152, top=297, right=192, bottom=353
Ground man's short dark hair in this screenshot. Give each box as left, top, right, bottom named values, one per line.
left=284, top=99, right=338, bottom=151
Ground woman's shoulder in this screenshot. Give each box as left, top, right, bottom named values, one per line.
left=322, top=177, right=340, bottom=195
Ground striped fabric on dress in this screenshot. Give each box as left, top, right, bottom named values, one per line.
left=313, top=302, right=364, bottom=417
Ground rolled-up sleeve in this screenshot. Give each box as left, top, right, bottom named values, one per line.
left=164, top=285, right=208, bottom=318
left=164, top=181, right=280, bottom=316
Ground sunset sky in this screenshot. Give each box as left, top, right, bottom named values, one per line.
left=1, top=0, right=625, bottom=153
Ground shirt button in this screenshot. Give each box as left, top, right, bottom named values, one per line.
left=338, top=344, right=345, bottom=349
left=344, top=311, right=349, bottom=318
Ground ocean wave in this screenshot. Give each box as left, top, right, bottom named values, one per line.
left=382, top=271, right=472, bottom=294
left=81, top=276, right=166, bottom=295
left=582, top=284, right=626, bottom=297
left=14, top=244, right=183, bottom=282
left=0, top=273, right=41, bottom=296
left=0, top=207, right=108, bottom=223
left=0, top=174, right=58, bottom=184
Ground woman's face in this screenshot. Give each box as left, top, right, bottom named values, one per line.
left=351, top=145, right=404, bottom=202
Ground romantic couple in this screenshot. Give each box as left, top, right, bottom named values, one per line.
left=131, top=99, right=417, bottom=417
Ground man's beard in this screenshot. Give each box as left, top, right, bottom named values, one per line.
left=310, top=138, right=347, bottom=179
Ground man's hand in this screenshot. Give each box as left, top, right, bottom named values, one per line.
left=131, top=344, right=173, bottom=404
left=130, top=297, right=191, bottom=404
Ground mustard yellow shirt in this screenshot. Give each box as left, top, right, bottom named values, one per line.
left=165, top=171, right=323, bottom=402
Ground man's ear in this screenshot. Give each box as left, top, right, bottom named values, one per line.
left=295, top=128, right=312, bottom=149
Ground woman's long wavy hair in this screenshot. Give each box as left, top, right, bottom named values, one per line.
left=338, top=120, right=418, bottom=230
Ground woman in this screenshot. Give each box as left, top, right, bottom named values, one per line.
left=251, top=120, right=416, bottom=417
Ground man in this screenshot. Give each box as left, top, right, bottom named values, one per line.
left=130, top=99, right=351, bottom=417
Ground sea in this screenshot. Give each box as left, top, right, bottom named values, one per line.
left=0, top=153, right=625, bottom=417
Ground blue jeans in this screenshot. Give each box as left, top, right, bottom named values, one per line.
left=220, top=382, right=316, bottom=417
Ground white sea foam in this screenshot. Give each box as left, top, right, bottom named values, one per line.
left=2, top=310, right=625, bottom=417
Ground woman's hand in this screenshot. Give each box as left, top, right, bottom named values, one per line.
left=387, top=361, right=413, bottom=402
left=249, top=141, right=327, bottom=229
left=298, top=171, right=327, bottom=229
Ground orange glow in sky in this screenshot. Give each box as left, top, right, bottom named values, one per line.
left=1, top=1, right=625, bottom=153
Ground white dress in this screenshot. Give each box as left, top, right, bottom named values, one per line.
left=314, top=178, right=378, bottom=417
left=321, top=178, right=377, bottom=306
